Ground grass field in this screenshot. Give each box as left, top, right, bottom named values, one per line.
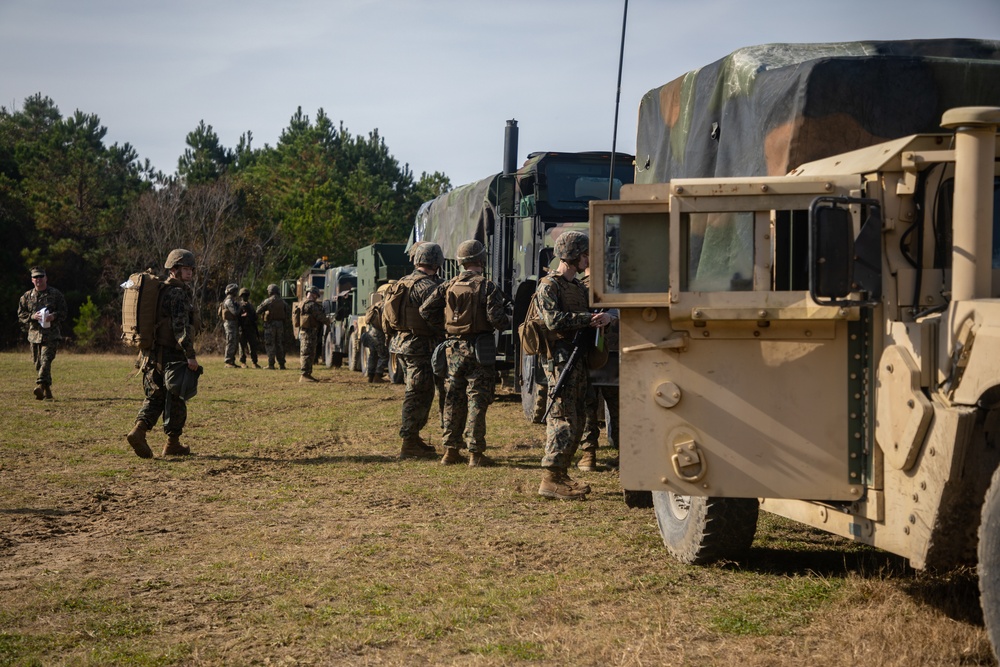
left=0, top=351, right=994, bottom=666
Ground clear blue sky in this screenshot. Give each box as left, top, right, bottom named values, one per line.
left=1, top=0, right=997, bottom=187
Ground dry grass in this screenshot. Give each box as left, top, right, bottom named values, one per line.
left=0, top=351, right=995, bottom=666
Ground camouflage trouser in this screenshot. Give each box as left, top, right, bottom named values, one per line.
left=262, top=321, right=286, bottom=367
left=441, top=340, right=495, bottom=452
left=239, top=325, right=259, bottom=365
left=299, top=328, right=319, bottom=375
left=582, top=384, right=620, bottom=451
left=224, top=321, right=239, bottom=364
left=399, top=353, right=443, bottom=440
left=362, top=327, right=389, bottom=377
left=30, top=341, right=58, bottom=386
left=136, top=349, right=187, bottom=436
left=540, top=359, right=589, bottom=469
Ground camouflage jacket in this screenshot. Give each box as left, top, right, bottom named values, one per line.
left=420, top=269, right=509, bottom=336
left=17, top=286, right=69, bottom=343
left=256, top=295, right=288, bottom=322
left=221, top=296, right=240, bottom=321
left=390, top=269, right=442, bottom=356
left=238, top=299, right=258, bottom=328
left=535, top=271, right=592, bottom=358
left=299, top=299, right=328, bottom=330
left=157, top=277, right=198, bottom=359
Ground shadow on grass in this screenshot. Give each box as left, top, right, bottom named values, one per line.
left=0, top=507, right=74, bottom=516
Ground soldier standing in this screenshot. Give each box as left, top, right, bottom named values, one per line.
left=237, top=287, right=261, bottom=368
left=256, top=284, right=288, bottom=370
left=385, top=242, right=444, bottom=459
left=221, top=283, right=240, bottom=368
left=126, top=248, right=202, bottom=458
left=420, top=240, right=509, bottom=467
left=578, top=269, right=620, bottom=471
left=534, top=232, right=611, bottom=500
left=298, top=286, right=328, bottom=382
left=17, top=267, right=68, bottom=400
left=362, top=283, right=392, bottom=383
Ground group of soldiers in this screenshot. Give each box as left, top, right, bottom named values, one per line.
left=19, top=234, right=617, bottom=500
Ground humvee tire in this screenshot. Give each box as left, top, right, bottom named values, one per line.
left=652, top=492, right=759, bottom=564
left=979, top=465, right=1000, bottom=660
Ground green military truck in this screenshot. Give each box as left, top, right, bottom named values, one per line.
left=588, top=39, right=1000, bottom=656
left=411, top=120, right=634, bottom=418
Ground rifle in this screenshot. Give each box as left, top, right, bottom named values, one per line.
left=541, top=328, right=589, bottom=422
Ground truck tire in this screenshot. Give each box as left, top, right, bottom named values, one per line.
left=651, top=492, right=759, bottom=564
left=323, top=331, right=335, bottom=368
left=360, top=342, right=371, bottom=376
left=978, top=465, right=1000, bottom=661
left=520, top=354, right=547, bottom=423
left=347, top=330, right=361, bottom=372
left=389, top=353, right=405, bottom=384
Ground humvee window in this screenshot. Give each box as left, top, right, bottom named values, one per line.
left=682, top=211, right=754, bottom=292
left=603, top=212, right=669, bottom=294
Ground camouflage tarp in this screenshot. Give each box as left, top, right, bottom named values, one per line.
left=636, top=38, right=1000, bottom=183
left=410, top=174, right=500, bottom=259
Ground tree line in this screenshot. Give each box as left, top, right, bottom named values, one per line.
left=0, top=94, right=451, bottom=349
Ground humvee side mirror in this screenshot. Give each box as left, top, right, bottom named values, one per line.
left=809, top=196, right=882, bottom=307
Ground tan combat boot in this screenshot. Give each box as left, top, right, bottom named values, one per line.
left=468, top=452, right=495, bottom=468
left=440, top=447, right=466, bottom=465
left=43, top=385, right=53, bottom=400
left=399, top=437, right=437, bottom=460
left=577, top=449, right=598, bottom=472
left=299, top=374, right=318, bottom=383
left=538, top=468, right=587, bottom=501
left=162, top=434, right=191, bottom=456
left=33, top=384, right=45, bottom=400
left=561, top=470, right=591, bottom=495
left=126, top=421, right=154, bottom=459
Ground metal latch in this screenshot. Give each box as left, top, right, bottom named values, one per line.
left=671, top=438, right=708, bottom=483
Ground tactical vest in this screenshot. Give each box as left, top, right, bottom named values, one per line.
left=153, top=282, right=194, bottom=350
left=384, top=273, right=434, bottom=336
left=444, top=274, right=491, bottom=336
left=543, top=273, right=589, bottom=343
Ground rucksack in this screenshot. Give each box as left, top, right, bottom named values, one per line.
left=444, top=274, right=489, bottom=335
left=518, top=291, right=548, bottom=357
left=121, top=271, right=164, bottom=351
left=382, top=274, right=432, bottom=335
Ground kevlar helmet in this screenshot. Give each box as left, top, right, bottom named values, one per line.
left=306, top=286, right=321, bottom=297
left=239, top=287, right=250, bottom=297
left=553, top=231, right=589, bottom=261
left=267, top=283, right=280, bottom=296
left=456, top=240, right=486, bottom=264
left=411, top=242, right=444, bottom=269
left=225, top=283, right=239, bottom=296
left=164, top=248, right=196, bottom=269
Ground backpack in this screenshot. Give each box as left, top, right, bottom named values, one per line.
left=382, top=274, right=432, bottom=335
left=518, top=291, right=548, bottom=357
left=444, top=274, right=489, bottom=335
left=121, top=271, right=164, bottom=351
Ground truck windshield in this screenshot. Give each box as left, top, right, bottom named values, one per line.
left=542, top=160, right=632, bottom=215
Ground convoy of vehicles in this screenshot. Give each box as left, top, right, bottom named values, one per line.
left=588, top=39, right=1000, bottom=656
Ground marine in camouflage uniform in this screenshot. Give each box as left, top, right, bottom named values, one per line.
left=16, top=267, right=68, bottom=400
left=534, top=232, right=612, bottom=500
left=420, top=240, right=509, bottom=467
left=237, top=287, right=261, bottom=368
left=221, top=284, right=240, bottom=368
left=579, top=270, right=620, bottom=471
left=256, top=284, right=288, bottom=370
left=126, top=248, right=202, bottom=459
left=361, top=289, right=390, bottom=382
left=386, top=242, right=445, bottom=459
left=298, top=286, right=328, bottom=382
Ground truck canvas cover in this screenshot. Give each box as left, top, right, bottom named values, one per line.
left=410, top=174, right=500, bottom=259
left=636, top=38, right=1000, bottom=183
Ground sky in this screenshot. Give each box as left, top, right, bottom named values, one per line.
left=1, top=0, right=998, bottom=188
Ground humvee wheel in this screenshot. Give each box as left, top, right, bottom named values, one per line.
left=652, top=492, right=759, bottom=564
left=978, top=465, right=1000, bottom=660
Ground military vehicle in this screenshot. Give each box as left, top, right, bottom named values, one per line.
left=588, top=39, right=1000, bottom=655
left=410, top=120, right=634, bottom=418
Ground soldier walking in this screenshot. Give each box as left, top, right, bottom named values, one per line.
left=362, top=283, right=392, bottom=383
left=237, top=287, right=261, bottom=368
left=420, top=240, right=509, bottom=467
left=533, top=232, right=611, bottom=500
left=17, top=267, right=68, bottom=400
left=256, top=284, right=288, bottom=370
left=126, top=249, right=202, bottom=458
left=384, top=242, right=445, bottom=459
left=220, top=284, right=240, bottom=368
left=298, top=286, right=328, bottom=382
